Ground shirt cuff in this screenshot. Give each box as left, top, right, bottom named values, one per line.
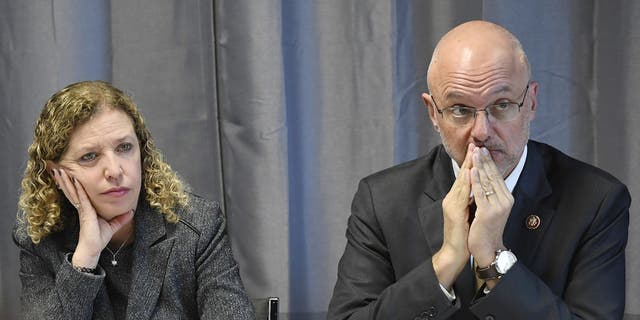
left=483, top=285, right=491, bottom=295
left=439, top=283, right=457, bottom=302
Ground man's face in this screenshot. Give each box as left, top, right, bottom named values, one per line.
left=424, top=24, right=538, bottom=178
left=425, top=70, right=537, bottom=177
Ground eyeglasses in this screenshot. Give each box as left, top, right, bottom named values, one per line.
left=430, top=83, right=530, bottom=126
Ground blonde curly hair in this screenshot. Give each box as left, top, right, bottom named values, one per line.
left=18, top=80, right=189, bottom=243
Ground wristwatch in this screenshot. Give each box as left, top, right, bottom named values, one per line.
left=476, top=249, right=517, bottom=280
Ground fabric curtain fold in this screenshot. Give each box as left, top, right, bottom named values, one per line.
left=1, top=1, right=638, bottom=318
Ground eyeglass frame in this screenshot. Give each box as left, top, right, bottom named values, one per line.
left=430, top=83, right=530, bottom=125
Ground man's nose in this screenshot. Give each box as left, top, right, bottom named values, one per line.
left=470, top=110, right=491, bottom=143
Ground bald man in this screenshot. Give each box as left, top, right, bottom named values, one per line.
left=328, top=21, right=629, bottom=319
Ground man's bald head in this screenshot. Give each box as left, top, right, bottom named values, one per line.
left=422, top=20, right=537, bottom=178
left=427, top=21, right=530, bottom=95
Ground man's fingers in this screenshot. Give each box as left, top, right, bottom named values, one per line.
left=460, top=143, right=476, bottom=171
left=471, top=149, right=514, bottom=212
left=470, top=167, right=488, bottom=206
left=479, top=148, right=502, bottom=180
left=476, top=148, right=509, bottom=197
left=450, top=143, right=475, bottom=196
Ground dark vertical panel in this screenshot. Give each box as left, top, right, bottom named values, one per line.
left=282, top=1, right=398, bottom=314
left=282, top=1, right=318, bottom=313
left=594, top=2, right=640, bottom=317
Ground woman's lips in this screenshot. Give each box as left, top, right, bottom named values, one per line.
left=101, top=187, right=130, bottom=198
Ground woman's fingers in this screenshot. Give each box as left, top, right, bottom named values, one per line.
left=53, top=169, right=100, bottom=225
left=73, top=176, right=92, bottom=211
left=52, top=168, right=80, bottom=208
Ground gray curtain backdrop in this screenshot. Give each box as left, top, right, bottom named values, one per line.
left=1, top=1, right=638, bottom=319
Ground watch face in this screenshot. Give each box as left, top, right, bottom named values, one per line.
left=495, top=251, right=517, bottom=274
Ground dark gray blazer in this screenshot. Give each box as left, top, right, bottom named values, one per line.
left=328, top=140, right=630, bottom=319
left=14, top=193, right=256, bottom=320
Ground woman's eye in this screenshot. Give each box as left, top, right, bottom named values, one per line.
left=116, top=142, right=133, bottom=153
left=80, top=153, right=97, bottom=162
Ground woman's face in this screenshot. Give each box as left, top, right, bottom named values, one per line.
left=56, top=107, right=142, bottom=220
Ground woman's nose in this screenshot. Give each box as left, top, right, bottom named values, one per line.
left=103, top=154, right=123, bottom=180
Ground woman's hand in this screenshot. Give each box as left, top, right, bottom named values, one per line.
left=52, top=168, right=134, bottom=269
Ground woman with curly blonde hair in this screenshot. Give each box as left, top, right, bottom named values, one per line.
left=13, top=81, right=255, bottom=319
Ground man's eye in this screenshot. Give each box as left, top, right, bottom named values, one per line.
left=116, top=142, right=133, bottom=153
left=492, top=103, right=511, bottom=111
left=80, top=153, right=97, bottom=162
left=449, top=107, right=474, bottom=117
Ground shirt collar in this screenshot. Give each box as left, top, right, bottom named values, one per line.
left=451, top=145, right=528, bottom=193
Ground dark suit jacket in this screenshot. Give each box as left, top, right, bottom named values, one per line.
left=14, top=193, right=256, bottom=320
left=328, top=140, right=630, bottom=319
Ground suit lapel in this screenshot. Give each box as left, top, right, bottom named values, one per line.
left=418, top=145, right=455, bottom=255
left=503, top=142, right=554, bottom=267
left=416, top=146, right=477, bottom=309
left=415, top=143, right=558, bottom=309
left=127, top=203, right=175, bottom=320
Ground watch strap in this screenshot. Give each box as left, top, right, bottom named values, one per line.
left=475, top=249, right=515, bottom=280
left=476, top=263, right=500, bottom=280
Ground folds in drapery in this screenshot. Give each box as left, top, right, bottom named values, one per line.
left=1, top=1, right=639, bottom=318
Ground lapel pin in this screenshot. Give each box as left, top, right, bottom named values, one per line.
left=526, top=214, right=541, bottom=230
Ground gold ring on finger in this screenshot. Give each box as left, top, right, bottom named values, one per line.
left=484, top=189, right=495, bottom=197
left=73, top=202, right=81, bottom=209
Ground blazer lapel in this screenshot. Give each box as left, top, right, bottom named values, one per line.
left=503, top=142, right=554, bottom=267
left=127, top=203, right=175, bottom=320
left=93, top=287, right=116, bottom=320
